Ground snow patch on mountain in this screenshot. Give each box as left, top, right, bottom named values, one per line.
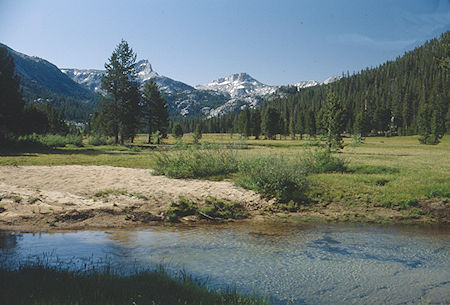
left=322, top=75, right=341, bottom=84
left=196, top=72, right=278, bottom=98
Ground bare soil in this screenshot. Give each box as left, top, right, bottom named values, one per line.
left=0, top=165, right=446, bottom=232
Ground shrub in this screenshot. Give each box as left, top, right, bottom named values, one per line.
left=88, top=135, right=113, bottom=146
left=64, top=134, right=83, bottom=147
left=153, top=147, right=239, bottom=179
left=301, top=149, right=347, bottom=173
left=236, top=155, right=309, bottom=203
left=39, top=134, right=69, bottom=147
left=165, top=197, right=198, bottom=222
left=199, top=197, right=248, bottom=220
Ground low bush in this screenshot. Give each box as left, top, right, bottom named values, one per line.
left=236, top=155, right=309, bottom=203
left=301, top=149, right=347, bottom=173
left=16, top=133, right=83, bottom=148
left=153, top=147, right=239, bottom=179
left=199, top=197, right=248, bottom=220
left=165, top=197, right=198, bottom=222
left=88, top=135, right=113, bottom=146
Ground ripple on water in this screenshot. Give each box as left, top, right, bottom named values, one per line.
left=1, top=223, right=449, bottom=305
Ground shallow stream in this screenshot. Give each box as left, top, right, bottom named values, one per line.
left=1, top=223, right=449, bottom=304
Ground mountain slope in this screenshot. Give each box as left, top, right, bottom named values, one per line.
left=0, top=43, right=98, bottom=102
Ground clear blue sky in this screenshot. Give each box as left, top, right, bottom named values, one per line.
left=1, top=0, right=449, bottom=86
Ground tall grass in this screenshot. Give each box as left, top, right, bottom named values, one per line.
left=0, top=264, right=271, bottom=305
left=153, top=146, right=239, bottom=179
left=301, top=149, right=347, bottom=173
left=236, top=155, right=309, bottom=203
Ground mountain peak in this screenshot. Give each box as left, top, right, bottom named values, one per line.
left=135, top=59, right=158, bottom=82
left=196, top=72, right=277, bottom=99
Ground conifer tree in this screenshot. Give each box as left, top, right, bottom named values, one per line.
left=142, top=79, right=169, bottom=144
left=321, top=90, right=345, bottom=150
left=193, top=124, right=202, bottom=144
left=238, top=107, right=251, bottom=138
left=0, top=46, right=24, bottom=141
left=418, top=104, right=444, bottom=144
left=251, top=110, right=262, bottom=139
left=262, top=106, right=280, bottom=140
left=100, top=40, right=140, bottom=144
left=172, top=123, right=183, bottom=139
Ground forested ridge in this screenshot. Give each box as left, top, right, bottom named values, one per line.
left=180, top=31, right=449, bottom=137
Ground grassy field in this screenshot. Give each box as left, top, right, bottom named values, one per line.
left=0, top=265, right=270, bottom=305
left=1, top=134, right=449, bottom=221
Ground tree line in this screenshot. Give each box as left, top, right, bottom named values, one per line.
left=178, top=31, right=449, bottom=144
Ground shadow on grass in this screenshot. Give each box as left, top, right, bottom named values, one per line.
left=0, top=145, right=140, bottom=157
left=347, top=164, right=400, bottom=174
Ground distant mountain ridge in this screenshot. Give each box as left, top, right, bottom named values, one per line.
left=2, top=42, right=339, bottom=119
left=0, top=43, right=97, bottom=103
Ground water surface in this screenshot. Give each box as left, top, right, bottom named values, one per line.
left=1, top=223, right=449, bottom=304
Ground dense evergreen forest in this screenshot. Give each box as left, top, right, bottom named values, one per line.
left=178, top=31, right=449, bottom=138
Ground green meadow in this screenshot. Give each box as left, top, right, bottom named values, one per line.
left=1, top=134, right=449, bottom=220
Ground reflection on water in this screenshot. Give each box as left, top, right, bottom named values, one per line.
left=1, top=223, right=449, bottom=304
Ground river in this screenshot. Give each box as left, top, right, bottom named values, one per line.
left=1, top=223, right=449, bottom=304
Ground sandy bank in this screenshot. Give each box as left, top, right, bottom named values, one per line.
left=0, top=165, right=272, bottom=231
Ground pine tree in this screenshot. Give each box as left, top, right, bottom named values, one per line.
left=172, top=123, right=183, bottom=139
left=306, top=109, right=316, bottom=138
left=262, top=106, right=280, bottom=140
left=238, top=107, right=251, bottom=138
left=0, top=46, right=24, bottom=141
left=142, top=79, right=169, bottom=144
left=251, top=110, right=262, bottom=139
left=100, top=40, right=140, bottom=144
left=193, top=124, right=202, bottom=144
left=321, top=90, right=345, bottom=150
left=418, top=104, right=444, bottom=145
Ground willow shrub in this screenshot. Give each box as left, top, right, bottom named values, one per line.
left=153, top=146, right=239, bottom=179
left=236, top=155, right=309, bottom=203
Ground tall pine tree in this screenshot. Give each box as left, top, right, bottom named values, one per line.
left=100, top=40, right=140, bottom=144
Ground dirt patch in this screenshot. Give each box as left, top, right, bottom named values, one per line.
left=419, top=198, right=449, bottom=220
left=0, top=165, right=273, bottom=231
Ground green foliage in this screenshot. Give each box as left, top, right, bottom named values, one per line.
left=0, top=46, right=24, bottom=141
left=0, top=265, right=270, bottom=305
left=193, top=125, right=203, bottom=144
left=251, top=110, right=262, bottom=139
left=236, top=155, right=309, bottom=203
left=172, top=123, right=184, bottom=139
left=301, top=149, right=347, bottom=173
left=143, top=79, right=169, bottom=143
left=87, top=135, right=113, bottom=146
left=39, top=134, right=83, bottom=147
left=153, top=146, right=239, bottom=179
left=165, top=197, right=197, bottom=222
left=262, top=106, right=280, bottom=140
left=99, top=40, right=141, bottom=144
left=418, top=104, right=444, bottom=144
left=238, top=107, right=251, bottom=138
left=16, top=133, right=83, bottom=148
left=320, top=90, right=345, bottom=151
left=199, top=197, right=248, bottom=220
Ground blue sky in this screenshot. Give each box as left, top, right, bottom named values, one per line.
left=0, top=0, right=448, bottom=86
